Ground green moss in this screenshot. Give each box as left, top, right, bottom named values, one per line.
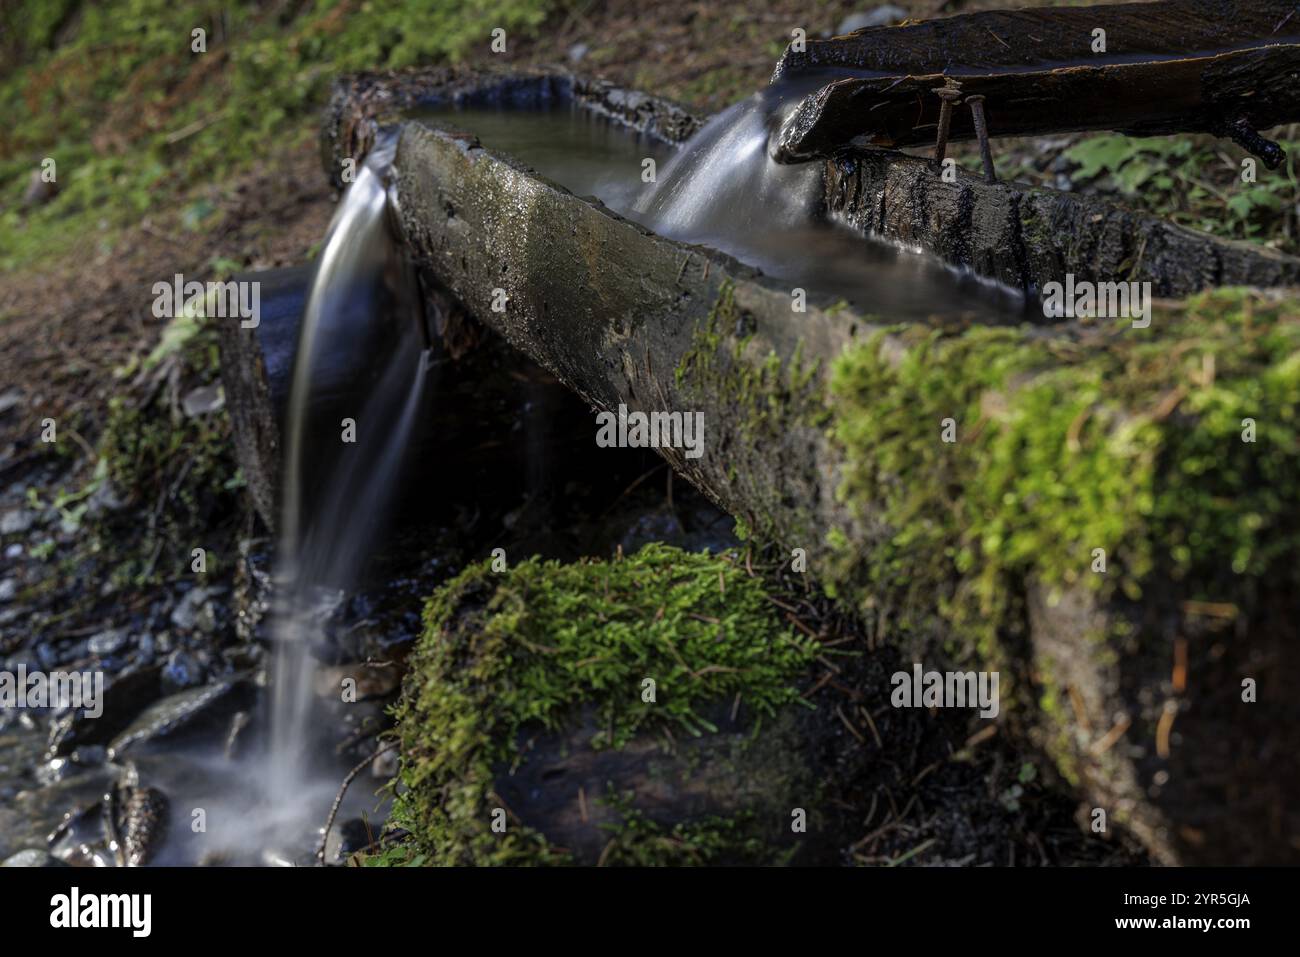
left=1, top=0, right=563, bottom=272
left=827, top=288, right=1300, bottom=669
left=390, top=543, right=817, bottom=866
left=593, top=790, right=774, bottom=866
left=673, top=281, right=829, bottom=544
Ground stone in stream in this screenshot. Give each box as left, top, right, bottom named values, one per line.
left=160, top=648, right=208, bottom=694
left=324, top=818, right=372, bottom=864
left=46, top=664, right=163, bottom=758
left=170, top=584, right=225, bottom=633
left=87, top=628, right=129, bottom=657
left=2, top=849, right=66, bottom=867
left=107, top=678, right=255, bottom=760
left=114, top=781, right=170, bottom=867
left=1, top=508, right=36, bottom=536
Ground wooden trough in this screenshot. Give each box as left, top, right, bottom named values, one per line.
left=219, top=66, right=1300, bottom=865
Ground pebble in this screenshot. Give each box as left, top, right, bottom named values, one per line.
left=0, top=578, right=16, bottom=602
left=161, top=648, right=207, bottom=694
left=1, top=509, right=35, bottom=535
left=88, top=628, right=129, bottom=657
left=324, top=818, right=372, bottom=864
left=170, top=585, right=224, bottom=633
left=181, top=384, right=224, bottom=417
left=2, top=849, right=66, bottom=867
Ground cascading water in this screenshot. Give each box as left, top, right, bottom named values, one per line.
left=632, top=78, right=827, bottom=243
left=266, top=130, right=431, bottom=841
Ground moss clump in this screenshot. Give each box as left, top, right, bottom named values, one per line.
left=391, top=543, right=817, bottom=866
left=827, top=288, right=1300, bottom=665
left=593, top=791, right=774, bottom=866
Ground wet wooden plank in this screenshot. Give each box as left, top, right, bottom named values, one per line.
left=772, top=0, right=1300, bottom=165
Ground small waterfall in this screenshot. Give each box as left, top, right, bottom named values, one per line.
left=632, top=77, right=828, bottom=250
left=267, top=130, right=431, bottom=828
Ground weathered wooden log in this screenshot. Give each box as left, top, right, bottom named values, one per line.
left=772, top=0, right=1300, bottom=166
left=217, top=69, right=1300, bottom=864
left=824, top=149, right=1300, bottom=293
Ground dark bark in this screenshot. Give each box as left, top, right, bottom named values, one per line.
left=772, top=0, right=1300, bottom=164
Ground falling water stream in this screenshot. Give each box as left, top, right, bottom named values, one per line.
left=266, top=130, right=430, bottom=845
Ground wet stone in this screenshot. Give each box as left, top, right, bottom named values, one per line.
left=161, top=649, right=207, bottom=694
left=2, top=849, right=66, bottom=867
left=170, top=585, right=225, bottom=633
left=1, top=509, right=35, bottom=535
left=324, top=818, right=372, bottom=864
left=88, top=628, right=129, bottom=657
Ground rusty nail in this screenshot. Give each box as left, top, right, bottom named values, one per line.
left=933, top=80, right=963, bottom=165
left=965, top=94, right=997, bottom=184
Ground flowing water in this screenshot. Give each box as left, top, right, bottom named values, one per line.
left=266, top=130, right=431, bottom=840
left=423, top=90, right=1025, bottom=319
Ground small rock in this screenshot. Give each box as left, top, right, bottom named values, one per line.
left=837, top=5, right=908, bottom=34
left=0, top=578, right=16, bottom=602
left=314, top=663, right=401, bottom=701
left=0, top=390, right=22, bottom=417
left=4, top=543, right=21, bottom=559
left=161, top=649, right=207, bottom=694
left=0, top=509, right=35, bottom=536
left=70, top=745, right=107, bottom=766
left=181, top=384, right=224, bottom=417
left=88, top=628, right=129, bottom=657
left=567, top=42, right=589, bottom=64
left=324, top=818, right=372, bottom=864
left=372, top=747, right=399, bottom=779
left=22, top=170, right=60, bottom=207
left=35, top=641, right=61, bottom=670
left=85, top=479, right=128, bottom=517
left=2, top=849, right=66, bottom=867
left=170, top=586, right=224, bottom=633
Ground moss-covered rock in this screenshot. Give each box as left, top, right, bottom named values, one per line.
left=389, top=543, right=832, bottom=866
